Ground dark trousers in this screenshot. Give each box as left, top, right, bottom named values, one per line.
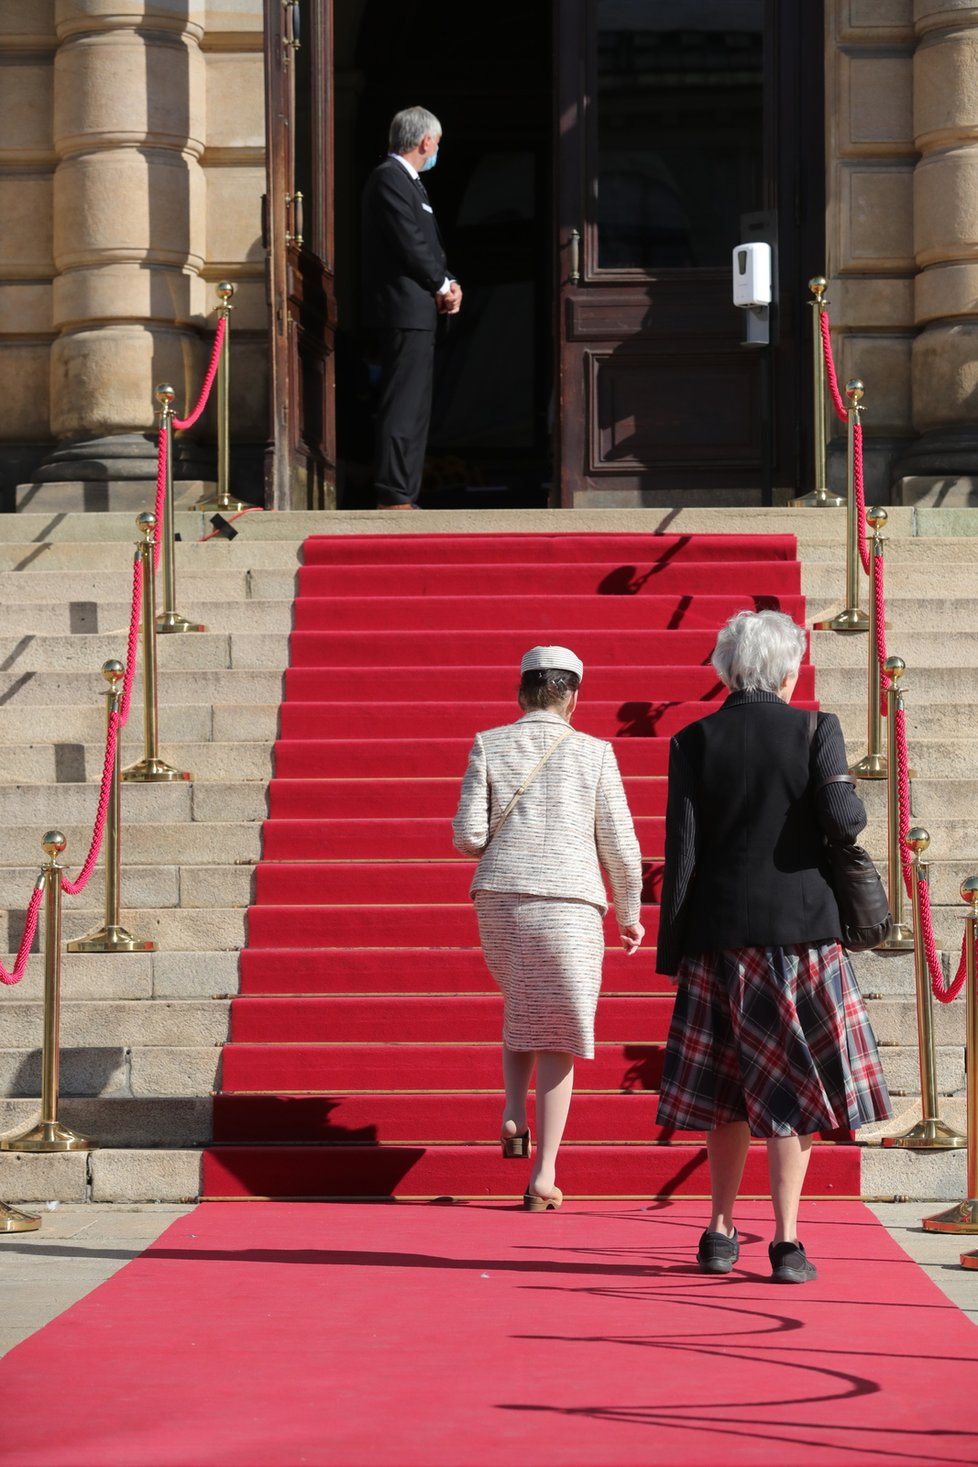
left=372, top=327, right=435, bottom=506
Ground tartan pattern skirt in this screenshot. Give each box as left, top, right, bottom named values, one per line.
left=655, top=942, right=892, bottom=1138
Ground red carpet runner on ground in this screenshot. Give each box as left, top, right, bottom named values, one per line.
left=204, top=532, right=858, bottom=1200
left=2, top=1201, right=977, bottom=1467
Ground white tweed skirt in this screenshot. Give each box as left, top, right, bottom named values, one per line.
left=473, top=891, right=606, bottom=1059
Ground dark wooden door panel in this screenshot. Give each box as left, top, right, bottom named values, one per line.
left=555, top=0, right=824, bottom=506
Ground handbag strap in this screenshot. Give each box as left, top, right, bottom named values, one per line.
left=807, top=709, right=856, bottom=794
left=486, top=728, right=574, bottom=845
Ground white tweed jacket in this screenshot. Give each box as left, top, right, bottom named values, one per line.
left=452, top=709, right=643, bottom=925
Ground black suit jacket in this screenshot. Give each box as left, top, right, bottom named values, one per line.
left=361, top=156, right=449, bottom=332
left=655, top=691, right=868, bottom=975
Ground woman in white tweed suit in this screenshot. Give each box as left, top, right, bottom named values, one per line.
left=453, top=645, right=644, bottom=1210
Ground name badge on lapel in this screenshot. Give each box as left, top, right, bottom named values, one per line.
left=422, top=203, right=433, bottom=213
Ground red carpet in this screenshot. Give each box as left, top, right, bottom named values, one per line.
left=205, top=531, right=852, bottom=1200
left=2, top=1201, right=976, bottom=1466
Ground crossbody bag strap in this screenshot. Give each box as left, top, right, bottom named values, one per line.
left=486, top=728, right=574, bottom=846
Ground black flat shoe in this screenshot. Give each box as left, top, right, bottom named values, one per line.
left=696, top=1228, right=740, bottom=1274
left=769, top=1240, right=817, bottom=1284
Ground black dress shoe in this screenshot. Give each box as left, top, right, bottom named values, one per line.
left=768, top=1240, right=818, bottom=1283
left=696, top=1228, right=740, bottom=1274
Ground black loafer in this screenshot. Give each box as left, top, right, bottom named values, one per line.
left=768, top=1240, right=818, bottom=1284
left=696, top=1228, right=740, bottom=1274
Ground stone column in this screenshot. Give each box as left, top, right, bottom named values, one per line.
left=897, top=0, right=978, bottom=501
left=824, top=1, right=917, bottom=501
left=39, top=0, right=209, bottom=481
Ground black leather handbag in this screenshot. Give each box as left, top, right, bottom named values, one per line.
left=814, top=770, right=893, bottom=952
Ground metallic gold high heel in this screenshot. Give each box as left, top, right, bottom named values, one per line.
left=523, top=1186, right=562, bottom=1212
left=500, top=1127, right=531, bottom=1159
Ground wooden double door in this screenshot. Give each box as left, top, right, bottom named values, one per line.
left=263, top=0, right=823, bottom=509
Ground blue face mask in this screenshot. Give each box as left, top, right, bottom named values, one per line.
left=421, top=150, right=438, bottom=173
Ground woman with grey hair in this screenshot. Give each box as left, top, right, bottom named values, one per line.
left=656, top=609, right=891, bottom=1282
left=454, top=645, right=644, bottom=1210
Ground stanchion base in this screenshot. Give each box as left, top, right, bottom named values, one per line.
left=850, top=753, right=887, bottom=779
left=1, top=1121, right=93, bottom=1153
left=788, top=489, right=846, bottom=508
left=122, top=758, right=192, bottom=783
left=875, top=923, right=915, bottom=953
left=922, top=1200, right=978, bottom=1234
left=190, top=497, right=251, bottom=514
left=881, top=1117, right=967, bottom=1150
left=67, top=924, right=156, bottom=954
left=157, top=613, right=207, bottom=635
left=813, top=607, right=871, bottom=634
left=961, top=1250, right=978, bottom=1269
left=0, top=1202, right=40, bottom=1233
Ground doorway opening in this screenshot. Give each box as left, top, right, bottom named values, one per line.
left=333, top=1, right=555, bottom=510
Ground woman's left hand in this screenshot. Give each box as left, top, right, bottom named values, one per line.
left=620, top=921, right=645, bottom=956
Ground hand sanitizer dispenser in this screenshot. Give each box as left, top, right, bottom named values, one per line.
left=732, top=241, right=772, bottom=345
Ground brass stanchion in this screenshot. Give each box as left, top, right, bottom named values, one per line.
left=122, top=514, right=192, bottom=784
left=875, top=657, right=914, bottom=951
left=0, top=1201, right=40, bottom=1233
left=790, top=278, right=845, bottom=508
left=923, top=876, right=978, bottom=1241
left=191, top=282, right=249, bottom=514
left=813, top=379, right=870, bottom=632
left=882, top=829, right=966, bottom=1151
left=154, top=384, right=205, bottom=635
left=850, top=507, right=888, bottom=779
left=68, top=662, right=156, bottom=953
left=1, top=834, right=93, bottom=1153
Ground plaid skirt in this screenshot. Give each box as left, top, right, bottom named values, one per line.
left=656, top=943, right=892, bottom=1138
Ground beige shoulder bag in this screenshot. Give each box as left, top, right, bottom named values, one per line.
left=484, top=728, right=574, bottom=847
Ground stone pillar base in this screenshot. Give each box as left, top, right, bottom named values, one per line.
left=32, top=433, right=214, bottom=483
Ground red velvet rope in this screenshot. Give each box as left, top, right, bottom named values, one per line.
left=818, top=308, right=968, bottom=1001
left=819, top=310, right=848, bottom=423
left=173, top=316, right=226, bottom=431
left=2, top=326, right=226, bottom=988
left=0, top=882, right=44, bottom=986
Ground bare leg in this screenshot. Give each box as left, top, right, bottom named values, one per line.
left=706, top=1120, right=751, bottom=1236
left=528, top=1050, right=575, bottom=1197
left=767, top=1132, right=814, bottom=1243
left=501, top=1045, right=535, bottom=1139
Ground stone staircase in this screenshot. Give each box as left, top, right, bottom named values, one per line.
left=0, top=499, right=973, bottom=1203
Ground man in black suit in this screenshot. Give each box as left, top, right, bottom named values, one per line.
left=361, top=105, right=462, bottom=510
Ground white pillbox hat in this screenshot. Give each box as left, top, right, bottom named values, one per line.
left=519, top=645, right=584, bottom=682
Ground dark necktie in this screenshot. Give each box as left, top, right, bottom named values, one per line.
left=414, top=175, right=430, bottom=205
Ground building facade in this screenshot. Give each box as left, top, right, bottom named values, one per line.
left=1, top=1, right=976, bottom=511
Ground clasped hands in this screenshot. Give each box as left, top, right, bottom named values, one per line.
left=437, top=281, right=463, bottom=315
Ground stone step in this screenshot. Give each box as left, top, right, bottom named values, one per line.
left=806, top=593, right=978, bottom=629
left=0, top=1149, right=204, bottom=1204
left=0, top=950, right=239, bottom=1002
left=0, top=540, right=304, bottom=572
left=0, top=568, right=298, bottom=602
left=0, top=779, right=264, bottom=825
left=3, top=905, right=246, bottom=951
left=0, top=740, right=274, bottom=783
left=0, top=601, right=294, bottom=636
left=0, top=670, right=285, bottom=707
left=0, top=822, right=261, bottom=866
left=0, top=1000, right=229, bottom=1049
left=0, top=703, right=282, bottom=742
left=0, top=1141, right=967, bottom=1205
left=0, top=1095, right=212, bottom=1148
left=801, top=564, right=978, bottom=594
left=0, top=1045, right=222, bottom=1099
left=0, top=631, right=275, bottom=672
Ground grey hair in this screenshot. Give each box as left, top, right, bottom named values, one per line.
left=710, top=609, right=806, bottom=694
left=388, top=106, right=442, bottom=154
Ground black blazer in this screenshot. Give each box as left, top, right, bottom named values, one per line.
left=360, top=157, right=450, bottom=332
left=655, top=691, right=868, bottom=975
